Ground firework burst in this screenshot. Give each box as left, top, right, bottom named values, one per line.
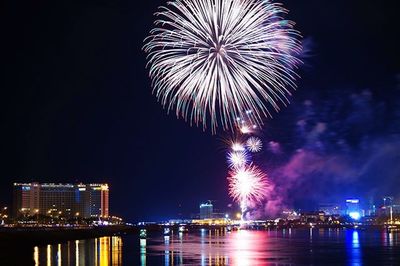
left=231, top=142, right=245, bottom=152
left=227, top=151, right=249, bottom=169
left=246, top=137, right=263, bottom=153
left=144, top=0, right=302, bottom=133
left=228, top=164, right=268, bottom=205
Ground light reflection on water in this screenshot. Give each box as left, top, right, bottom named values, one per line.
left=346, top=230, right=361, bottom=266
left=30, top=229, right=400, bottom=265
left=146, top=229, right=400, bottom=265
left=148, top=229, right=283, bottom=265
left=33, top=236, right=122, bottom=266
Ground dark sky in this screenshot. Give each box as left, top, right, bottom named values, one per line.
left=1, top=0, right=399, bottom=221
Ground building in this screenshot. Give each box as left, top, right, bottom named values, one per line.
left=383, top=196, right=394, bottom=207
left=12, top=183, right=40, bottom=217
left=86, top=184, right=109, bottom=218
left=318, top=203, right=341, bottom=215
left=39, top=183, right=76, bottom=218
left=199, top=201, right=213, bottom=219
left=300, top=211, right=326, bottom=223
left=346, top=199, right=361, bottom=219
left=13, top=183, right=109, bottom=219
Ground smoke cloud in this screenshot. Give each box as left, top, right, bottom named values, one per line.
left=251, top=81, right=400, bottom=218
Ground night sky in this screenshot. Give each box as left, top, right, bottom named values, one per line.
left=1, top=0, right=399, bottom=221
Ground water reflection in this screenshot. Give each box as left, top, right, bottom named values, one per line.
left=33, top=236, right=122, bottom=266
left=346, top=230, right=362, bottom=266
left=381, top=230, right=399, bottom=247
left=28, top=229, right=400, bottom=265
left=140, top=238, right=146, bottom=266
left=148, top=229, right=272, bottom=265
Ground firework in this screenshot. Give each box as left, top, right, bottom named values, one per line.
left=240, top=125, right=252, bottom=135
left=246, top=137, right=263, bottom=153
left=144, top=0, right=302, bottom=133
left=227, top=151, right=249, bottom=169
left=231, top=142, right=245, bottom=152
left=228, top=164, right=268, bottom=206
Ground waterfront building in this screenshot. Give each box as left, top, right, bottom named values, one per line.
left=12, top=182, right=109, bottom=218
left=346, top=199, right=361, bottom=219
left=200, top=201, right=213, bottom=219
left=12, top=182, right=40, bottom=217
left=86, top=183, right=110, bottom=218
left=318, top=203, right=341, bottom=215
left=383, top=196, right=394, bottom=207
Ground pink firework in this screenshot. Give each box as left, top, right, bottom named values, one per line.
left=228, top=164, right=268, bottom=206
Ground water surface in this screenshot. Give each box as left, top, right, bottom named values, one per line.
left=12, top=228, right=400, bottom=265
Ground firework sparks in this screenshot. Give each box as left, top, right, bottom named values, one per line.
left=228, top=164, right=268, bottom=207
left=246, top=137, right=263, bottom=153
left=144, top=0, right=302, bottom=133
left=227, top=151, right=249, bottom=169
left=240, top=125, right=252, bottom=134
left=231, top=142, right=245, bottom=152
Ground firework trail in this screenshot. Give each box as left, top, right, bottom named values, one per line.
left=144, top=0, right=302, bottom=133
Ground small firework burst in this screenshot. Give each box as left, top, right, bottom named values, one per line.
left=231, top=142, right=245, bottom=152
left=246, top=137, right=263, bottom=153
left=227, top=151, right=249, bottom=169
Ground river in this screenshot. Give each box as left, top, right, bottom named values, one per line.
left=3, top=228, right=400, bottom=265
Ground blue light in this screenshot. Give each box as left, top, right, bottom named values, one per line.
left=349, top=212, right=361, bottom=220
left=346, top=199, right=359, bottom=204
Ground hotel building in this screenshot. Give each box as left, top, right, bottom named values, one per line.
left=13, top=182, right=109, bottom=219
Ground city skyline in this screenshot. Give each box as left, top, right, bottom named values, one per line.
left=6, top=183, right=400, bottom=223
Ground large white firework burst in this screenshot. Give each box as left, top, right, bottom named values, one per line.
left=144, top=0, right=302, bottom=133
left=246, top=137, right=263, bottom=153
left=228, top=164, right=268, bottom=204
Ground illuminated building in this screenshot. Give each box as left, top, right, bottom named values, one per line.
left=12, top=182, right=109, bottom=218
left=39, top=183, right=76, bottom=218
left=200, top=201, right=213, bottom=219
left=87, top=184, right=109, bottom=218
left=383, top=196, right=394, bottom=207
left=346, top=199, right=361, bottom=220
left=12, top=182, right=40, bottom=217
left=318, top=203, right=341, bottom=215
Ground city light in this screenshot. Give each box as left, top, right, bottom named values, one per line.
left=349, top=212, right=361, bottom=220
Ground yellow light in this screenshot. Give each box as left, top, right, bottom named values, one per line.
left=33, top=246, right=39, bottom=266
left=236, top=212, right=241, bottom=219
